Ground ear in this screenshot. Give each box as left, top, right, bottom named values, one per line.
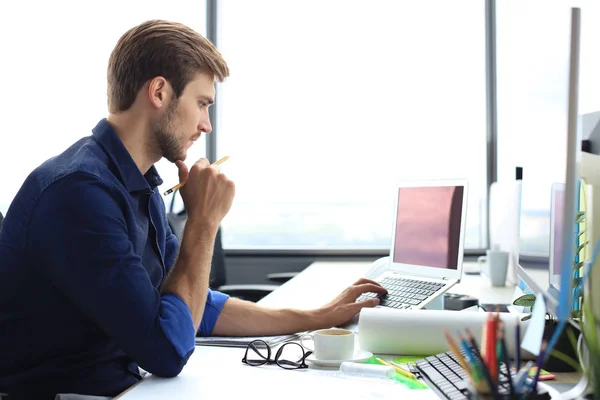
left=147, top=77, right=171, bottom=109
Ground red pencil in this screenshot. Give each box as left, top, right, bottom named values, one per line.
left=486, top=314, right=498, bottom=382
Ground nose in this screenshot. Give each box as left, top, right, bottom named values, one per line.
left=198, top=113, right=212, bottom=134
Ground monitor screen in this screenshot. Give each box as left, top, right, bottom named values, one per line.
left=516, top=6, right=580, bottom=320
left=392, top=185, right=464, bottom=270
left=516, top=181, right=552, bottom=295
left=550, top=183, right=566, bottom=290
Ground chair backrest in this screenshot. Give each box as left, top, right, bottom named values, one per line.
left=166, top=210, right=226, bottom=288
left=210, top=228, right=227, bottom=288
left=0, top=211, right=3, bottom=232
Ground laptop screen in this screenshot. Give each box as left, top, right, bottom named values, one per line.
left=392, top=185, right=465, bottom=270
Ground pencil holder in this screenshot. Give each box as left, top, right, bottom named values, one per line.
left=465, top=381, right=552, bottom=400
left=466, top=393, right=551, bottom=400
left=466, top=393, right=513, bottom=400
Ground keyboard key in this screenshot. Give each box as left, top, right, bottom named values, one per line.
left=358, top=276, right=446, bottom=310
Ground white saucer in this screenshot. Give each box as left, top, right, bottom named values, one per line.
left=306, top=349, right=373, bottom=367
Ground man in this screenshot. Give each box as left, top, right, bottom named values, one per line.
left=0, top=20, right=386, bottom=399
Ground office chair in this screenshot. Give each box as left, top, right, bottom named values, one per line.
left=166, top=209, right=283, bottom=302
left=0, top=211, right=3, bottom=231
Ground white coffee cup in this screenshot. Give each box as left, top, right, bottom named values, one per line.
left=301, top=328, right=355, bottom=361
left=478, top=249, right=509, bottom=287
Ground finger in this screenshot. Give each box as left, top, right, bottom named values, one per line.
left=175, top=160, right=189, bottom=184
left=352, top=283, right=387, bottom=297
left=194, top=158, right=210, bottom=168
left=354, top=297, right=380, bottom=310
left=353, top=277, right=384, bottom=287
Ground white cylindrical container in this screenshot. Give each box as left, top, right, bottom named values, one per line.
left=339, top=362, right=394, bottom=379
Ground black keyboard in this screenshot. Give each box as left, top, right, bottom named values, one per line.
left=357, top=276, right=444, bottom=309
left=414, top=351, right=471, bottom=400
left=413, top=350, right=550, bottom=400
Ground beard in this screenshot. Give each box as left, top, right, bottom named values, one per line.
left=153, top=100, right=186, bottom=163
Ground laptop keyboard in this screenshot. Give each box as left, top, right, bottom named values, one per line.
left=357, top=276, right=445, bottom=309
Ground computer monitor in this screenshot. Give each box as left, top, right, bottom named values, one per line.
left=515, top=181, right=553, bottom=300
left=488, top=180, right=522, bottom=285
left=549, top=182, right=566, bottom=294
left=516, top=7, right=581, bottom=319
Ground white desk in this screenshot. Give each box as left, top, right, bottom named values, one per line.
left=259, top=261, right=517, bottom=310
left=117, top=344, right=439, bottom=399
left=118, top=261, right=545, bottom=399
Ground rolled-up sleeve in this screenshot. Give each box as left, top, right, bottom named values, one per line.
left=198, top=289, right=230, bottom=336
left=160, top=203, right=229, bottom=338
left=28, top=174, right=196, bottom=377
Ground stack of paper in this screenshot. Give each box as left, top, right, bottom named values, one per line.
left=195, top=334, right=299, bottom=347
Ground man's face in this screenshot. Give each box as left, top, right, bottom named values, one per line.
left=152, top=72, right=215, bottom=162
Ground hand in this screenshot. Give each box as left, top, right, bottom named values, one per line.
left=175, top=159, right=235, bottom=232
left=318, top=278, right=387, bottom=328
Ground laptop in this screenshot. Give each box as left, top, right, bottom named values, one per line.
left=357, top=179, right=469, bottom=310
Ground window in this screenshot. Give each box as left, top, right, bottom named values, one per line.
left=0, top=0, right=206, bottom=215
left=496, top=0, right=600, bottom=255
left=217, top=0, right=488, bottom=250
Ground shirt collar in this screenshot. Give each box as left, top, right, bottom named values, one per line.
left=92, top=119, right=164, bottom=192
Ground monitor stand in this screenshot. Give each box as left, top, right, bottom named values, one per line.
left=558, top=375, right=591, bottom=400
left=557, top=332, right=595, bottom=400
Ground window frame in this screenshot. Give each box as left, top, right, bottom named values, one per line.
left=205, top=0, right=499, bottom=257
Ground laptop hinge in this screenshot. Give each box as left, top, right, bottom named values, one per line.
left=442, top=277, right=451, bottom=280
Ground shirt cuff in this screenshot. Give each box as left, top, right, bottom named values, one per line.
left=159, top=293, right=196, bottom=358
left=198, top=289, right=230, bottom=336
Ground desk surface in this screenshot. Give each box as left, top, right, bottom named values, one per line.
left=259, top=261, right=520, bottom=309
left=118, top=344, right=441, bottom=399
left=119, top=261, right=565, bottom=399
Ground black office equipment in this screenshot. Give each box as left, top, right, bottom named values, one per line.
left=444, top=293, right=479, bottom=311
left=515, top=166, right=523, bottom=180
left=413, top=350, right=551, bottom=400
left=479, top=303, right=511, bottom=313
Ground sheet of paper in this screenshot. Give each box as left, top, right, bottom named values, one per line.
left=520, top=293, right=547, bottom=356
left=195, top=334, right=298, bottom=347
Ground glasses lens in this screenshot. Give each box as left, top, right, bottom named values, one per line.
left=243, top=340, right=270, bottom=366
left=276, top=342, right=308, bottom=369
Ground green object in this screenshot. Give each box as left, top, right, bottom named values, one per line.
left=582, top=266, right=600, bottom=397
left=527, top=368, right=550, bottom=377
left=365, top=356, right=429, bottom=390
left=393, top=355, right=431, bottom=365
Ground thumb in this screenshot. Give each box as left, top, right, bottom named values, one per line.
left=175, top=160, right=189, bottom=184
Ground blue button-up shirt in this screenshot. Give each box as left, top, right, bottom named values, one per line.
left=0, top=119, right=229, bottom=399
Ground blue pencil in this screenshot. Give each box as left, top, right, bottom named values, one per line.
left=464, top=329, right=497, bottom=398
left=529, top=341, right=547, bottom=396
left=515, top=318, right=521, bottom=370
left=501, top=337, right=515, bottom=397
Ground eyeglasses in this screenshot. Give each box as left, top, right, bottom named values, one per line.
left=242, top=339, right=313, bottom=370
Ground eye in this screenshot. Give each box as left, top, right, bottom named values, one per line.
left=198, top=101, right=208, bottom=108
